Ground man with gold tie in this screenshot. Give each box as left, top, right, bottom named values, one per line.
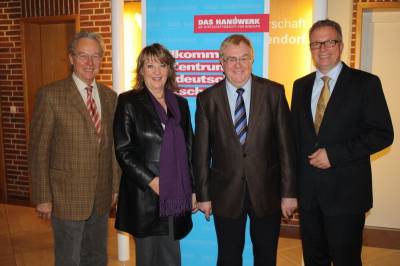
left=291, top=19, right=393, bottom=266
left=29, top=31, right=120, bottom=266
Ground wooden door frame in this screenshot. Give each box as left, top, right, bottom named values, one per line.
left=355, top=2, right=400, bottom=69
left=21, top=15, right=80, bottom=135
left=354, top=2, right=400, bottom=249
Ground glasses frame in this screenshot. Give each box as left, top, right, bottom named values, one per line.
left=309, top=39, right=341, bottom=50
left=222, top=55, right=253, bottom=65
left=74, top=52, right=103, bottom=63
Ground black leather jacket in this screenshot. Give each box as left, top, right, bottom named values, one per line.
left=114, top=88, right=194, bottom=239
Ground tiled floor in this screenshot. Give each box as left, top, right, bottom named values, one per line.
left=0, top=203, right=399, bottom=266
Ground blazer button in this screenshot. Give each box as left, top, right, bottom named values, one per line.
left=241, top=176, right=246, bottom=180
left=243, top=153, right=247, bottom=157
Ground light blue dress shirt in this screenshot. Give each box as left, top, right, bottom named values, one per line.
left=311, top=62, right=343, bottom=120
left=226, top=78, right=252, bottom=125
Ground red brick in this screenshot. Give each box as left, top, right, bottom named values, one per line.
left=81, top=27, right=100, bottom=32
left=7, top=2, right=20, bottom=8
left=80, top=21, right=94, bottom=27
left=8, top=13, right=21, bottom=19
left=91, top=14, right=110, bottom=21
left=5, top=8, right=21, bottom=14
left=0, top=20, right=11, bottom=25
left=80, top=9, right=93, bottom=15
left=80, top=3, right=99, bottom=9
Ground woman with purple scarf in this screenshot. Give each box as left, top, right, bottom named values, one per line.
left=114, top=43, right=197, bottom=266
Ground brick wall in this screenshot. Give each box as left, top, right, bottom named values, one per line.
left=0, top=0, right=27, bottom=202
left=0, top=0, right=113, bottom=202
left=80, top=0, right=112, bottom=87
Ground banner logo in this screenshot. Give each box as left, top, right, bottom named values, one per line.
left=194, top=14, right=269, bottom=33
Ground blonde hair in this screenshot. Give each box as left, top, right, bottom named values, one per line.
left=134, top=43, right=178, bottom=91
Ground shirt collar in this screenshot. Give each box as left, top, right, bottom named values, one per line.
left=316, top=61, right=343, bottom=82
left=226, top=77, right=252, bottom=92
left=72, top=73, right=97, bottom=93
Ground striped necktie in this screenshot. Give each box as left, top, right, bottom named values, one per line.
left=234, top=88, right=248, bottom=145
left=314, top=76, right=331, bottom=134
left=85, top=86, right=101, bottom=139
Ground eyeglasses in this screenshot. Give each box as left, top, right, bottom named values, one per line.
left=310, top=40, right=341, bottom=50
left=223, top=56, right=252, bottom=65
left=74, top=52, right=102, bottom=63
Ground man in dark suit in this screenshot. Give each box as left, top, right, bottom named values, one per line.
left=193, top=34, right=297, bottom=266
left=291, top=19, right=393, bottom=266
left=29, top=31, right=120, bottom=266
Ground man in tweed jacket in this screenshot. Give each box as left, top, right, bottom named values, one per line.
left=29, top=31, right=120, bottom=266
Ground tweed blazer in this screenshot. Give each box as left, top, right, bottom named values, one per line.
left=29, top=76, right=121, bottom=221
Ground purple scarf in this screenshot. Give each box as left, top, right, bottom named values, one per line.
left=148, top=88, right=192, bottom=217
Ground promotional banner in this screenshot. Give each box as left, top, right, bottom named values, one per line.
left=143, top=1, right=269, bottom=265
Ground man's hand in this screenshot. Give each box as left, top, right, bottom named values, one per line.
left=197, top=201, right=212, bottom=221
left=309, top=148, right=331, bottom=169
left=281, top=198, right=298, bottom=219
left=148, top=177, right=160, bottom=195
left=36, top=202, right=52, bottom=220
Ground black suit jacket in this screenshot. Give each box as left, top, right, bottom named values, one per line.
left=193, top=75, right=296, bottom=219
left=113, top=88, right=194, bottom=240
left=291, top=63, right=393, bottom=215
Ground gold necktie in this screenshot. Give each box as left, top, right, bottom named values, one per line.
left=314, top=76, right=331, bottom=134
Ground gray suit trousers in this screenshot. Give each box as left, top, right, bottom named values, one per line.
left=51, top=212, right=108, bottom=266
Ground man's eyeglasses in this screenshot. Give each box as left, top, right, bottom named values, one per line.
left=223, top=56, right=252, bottom=65
left=310, top=40, right=341, bottom=50
left=74, top=52, right=102, bottom=63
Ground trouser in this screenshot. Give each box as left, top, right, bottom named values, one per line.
left=300, top=206, right=365, bottom=266
left=51, top=211, right=108, bottom=266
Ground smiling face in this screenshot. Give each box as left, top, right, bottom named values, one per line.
left=69, top=37, right=102, bottom=85
left=142, top=57, right=169, bottom=92
left=220, top=42, right=253, bottom=88
left=310, top=26, right=343, bottom=74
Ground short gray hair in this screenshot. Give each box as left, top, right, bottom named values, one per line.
left=219, top=34, right=254, bottom=60
left=309, top=19, right=343, bottom=41
left=68, top=31, right=105, bottom=56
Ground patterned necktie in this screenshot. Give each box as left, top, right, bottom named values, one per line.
left=234, top=88, right=248, bottom=145
left=314, top=76, right=331, bottom=134
left=85, top=86, right=101, bottom=138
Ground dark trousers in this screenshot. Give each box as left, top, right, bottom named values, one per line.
left=300, top=206, right=365, bottom=266
left=51, top=211, right=108, bottom=266
left=135, top=217, right=181, bottom=266
left=213, top=188, right=281, bottom=266
left=135, top=235, right=181, bottom=266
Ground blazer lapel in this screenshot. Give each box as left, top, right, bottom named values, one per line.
left=216, top=80, right=241, bottom=144
left=138, top=89, right=164, bottom=135
left=66, top=77, right=101, bottom=143
left=66, top=77, right=94, bottom=124
left=98, top=84, right=111, bottom=143
left=303, top=73, right=316, bottom=136
left=318, top=63, right=350, bottom=135
left=246, top=76, right=261, bottom=147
